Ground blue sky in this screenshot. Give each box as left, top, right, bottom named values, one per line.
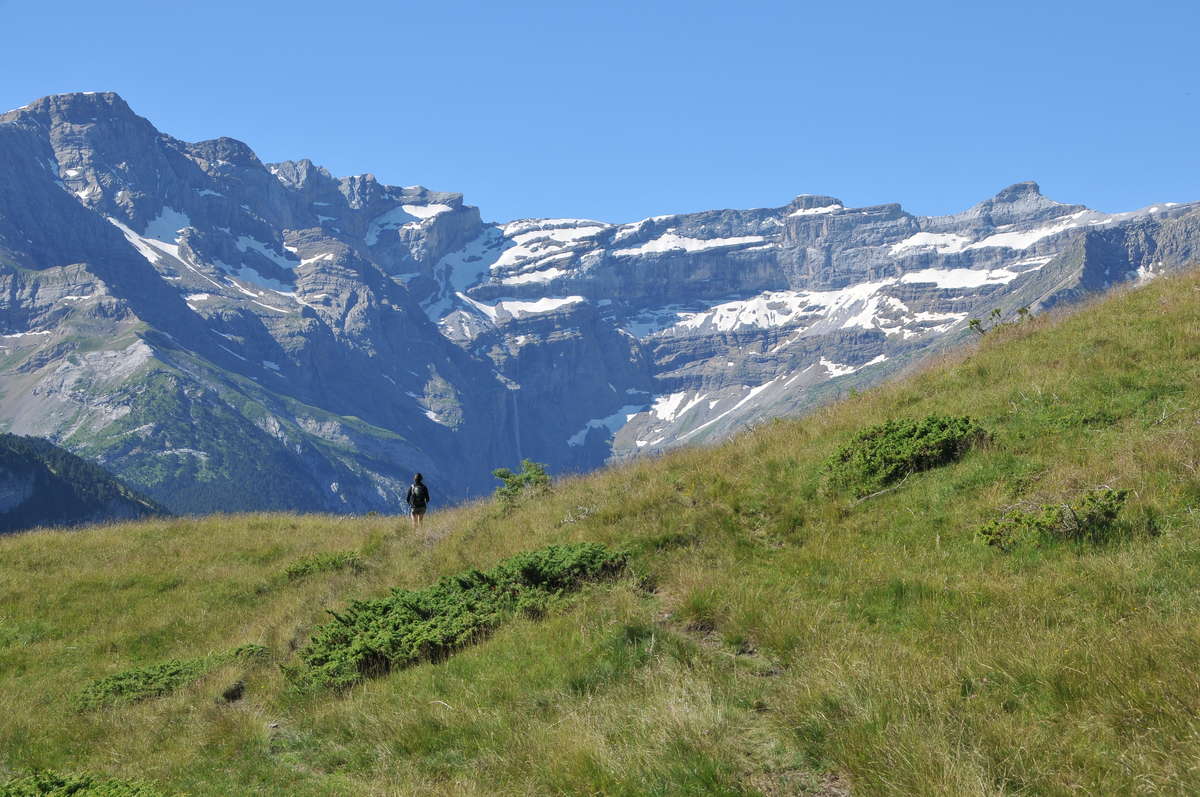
left=3, top=0, right=1197, bottom=223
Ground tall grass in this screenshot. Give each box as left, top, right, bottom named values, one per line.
left=3, top=271, right=1200, bottom=793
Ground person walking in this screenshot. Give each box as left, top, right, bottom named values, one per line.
left=405, top=473, right=430, bottom=530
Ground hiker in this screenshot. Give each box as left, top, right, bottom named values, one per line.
left=405, top=473, right=430, bottom=529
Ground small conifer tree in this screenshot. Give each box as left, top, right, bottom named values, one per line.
left=492, top=459, right=551, bottom=509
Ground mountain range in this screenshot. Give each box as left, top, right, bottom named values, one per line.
left=2, top=91, right=1197, bottom=513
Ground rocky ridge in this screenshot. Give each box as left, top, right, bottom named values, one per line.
left=1, top=92, right=1196, bottom=512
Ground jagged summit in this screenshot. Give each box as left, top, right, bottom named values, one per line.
left=994, top=180, right=1044, bottom=199
left=960, top=180, right=1081, bottom=227
left=0, top=93, right=1197, bottom=514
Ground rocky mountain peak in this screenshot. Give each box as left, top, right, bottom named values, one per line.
left=994, top=180, right=1043, bottom=201
left=2, top=91, right=135, bottom=124
left=187, top=137, right=264, bottom=169
left=269, top=159, right=335, bottom=189
left=962, top=180, right=1083, bottom=227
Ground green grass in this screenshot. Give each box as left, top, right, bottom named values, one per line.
left=3, top=271, right=1200, bottom=793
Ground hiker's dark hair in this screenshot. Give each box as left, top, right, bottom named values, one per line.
left=414, top=473, right=424, bottom=483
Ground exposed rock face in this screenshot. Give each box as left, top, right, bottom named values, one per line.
left=1, top=92, right=1197, bottom=513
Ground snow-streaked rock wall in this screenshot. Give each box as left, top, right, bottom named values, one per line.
left=1, top=92, right=1197, bottom=511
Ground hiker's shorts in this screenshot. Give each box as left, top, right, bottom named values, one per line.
left=410, top=505, right=427, bottom=518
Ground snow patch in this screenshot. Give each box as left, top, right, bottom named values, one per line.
left=144, top=207, right=193, bottom=245
left=235, top=236, right=298, bottom=270
left=299, top=253, right=335, bottom=267
left=251, top=300, right=289, bottom=314
left=366, top=203, right=450, bottom=245
left=966, top=211, right=1091, bottom=251
left=651, top=391, right=707, bottom=423
left=788, top=203, right=842, bottom=217
left=566, top=404, right=645, bottom=447
left=500, top=267, right=568, bottom=285
left=819, top=355, right=889, bottom=378
left=496, top=296, right=585, bottom=318
left=890, top=232, right=973, bottom=255
left=820, top=357, right=858, bottom=377
left=366, top=206, right=418, bottom=245
left=502, top=218, right=609, bottom=237
left=1, top=330, right=51, bottom=339
left=899, top=267, right=1023, bottom=289
left=493, top=226, right=606, bottom=270
left=402, top=203, right=452, bottom=219
left=614, top=232, right=764, bottom=257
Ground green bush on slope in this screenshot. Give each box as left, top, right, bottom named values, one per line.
left=283, top=551, right=363, bottom=581
left=824, top=414, right=988, bottom=497
left=75, top=644, right=266, bottom=710
left=976, top=488, right=1131, bottom=551
left=293, top=543, right=627, bottom=689
left=0, top=770, right=170, bottom=796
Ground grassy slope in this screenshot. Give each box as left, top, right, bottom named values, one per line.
left=4, top=271, right=1200, bottom=794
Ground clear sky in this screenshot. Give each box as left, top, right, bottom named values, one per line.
left=3, top=0, right=1197, bottom=223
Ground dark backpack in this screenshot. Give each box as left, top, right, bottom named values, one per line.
left=409, top=483, right=429, bottom=507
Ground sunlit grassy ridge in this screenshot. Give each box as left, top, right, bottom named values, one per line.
left=4, top=270, right=1200, bottom=795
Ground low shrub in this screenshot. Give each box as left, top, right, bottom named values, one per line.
left=283, top=551, right=363, bottom=581
left=976, top=488, right=1130, bottom=551
left=76, top=644, right=266, bottom=710
left=825, top=415, right=988, bottom=497
left=0, top=770, right=170, bottom=796
left=292, top=543, right=627, bottom=689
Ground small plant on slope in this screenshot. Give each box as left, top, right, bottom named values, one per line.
left=75, top=644, right=267, bottom=710
left=283, top=551, right=363, bottom=581
left=824, top=415, right=989, bottom=497
left=976, top=488, right=1130, bottom=551
left=0, top=770, right=172, bottom=797
left=291, top=543, right=626, bottom=689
